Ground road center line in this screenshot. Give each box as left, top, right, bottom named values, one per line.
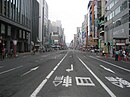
left=30, top=52, right=68, bottom=97
left=89, top=56, right=130, bottom=73
left=78, top=57, right=116, bottom=97
left=0, top=66, right=23, bottom=75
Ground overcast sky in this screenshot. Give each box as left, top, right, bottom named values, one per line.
left=47, top=0, right=89, bottom=43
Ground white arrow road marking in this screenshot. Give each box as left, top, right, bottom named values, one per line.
left=100, top=65, right=115, bottom=74
left=21, top=66, right=39, bottom=76
left=78, top=57, right=116, bottom=97
left=0, top=66, right=23, bottom=75
left=66, top=64, right=73, bottom=72
left=89, top=56, right=130, bottom=73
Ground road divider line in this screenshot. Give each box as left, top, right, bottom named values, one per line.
left=89, top=56, right=130, bottom=73
left=78, top=57, right=116, bottom=97
left=30, top=52, right=68, bottom=97
left=0, top=66, right=23, bottom=75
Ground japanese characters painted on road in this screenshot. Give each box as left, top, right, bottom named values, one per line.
left=105, top=76, right=130, bottom=88
left=75, top=77, right=95, bottom=86
left=62, top=76, right=72, bottom=87
left=53, top=76, right=95, bottom=87
left=53, top=76, right=72, bottom=87
left=53, top=76, right=64, bottom=87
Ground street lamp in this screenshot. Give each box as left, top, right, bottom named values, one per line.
left=105, top=9, right=114, bottom=57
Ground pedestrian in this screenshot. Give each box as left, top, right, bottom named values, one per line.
left=32, top=46, right=36, bottom=55
left=122, top=49, right=127, bottom=61
left=10, top=48, right=14, bottom=58
left=115, top=50, right=119, bottom=61
left=2, top=47, right=5, bottom=60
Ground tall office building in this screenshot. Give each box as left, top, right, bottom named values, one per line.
left=105, top=0, right=130, bottom=50
left=88, top=0, right=99, bottom=48
left=32, top=0, right=39, bottom=47
left=43, top=0, right=48, bottom=45
left=0, top=0, right=32, bottom=52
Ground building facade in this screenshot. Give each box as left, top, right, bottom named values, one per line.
left=0, top=0, right=32, bottom=53
left=49, top=20, right=65, bottom=49
left=105, top=0, right=130, bottom=50
left=82, top=14, right=88, bottom=49
left=43, top=0, right=48, bottom=45
left=98, top=0, right=106, bottom=49
left=77, top=27, right=82, bottom=49
left=88, top=0, right=98, bottom=48
left=32, top=0, right=39, bottom=48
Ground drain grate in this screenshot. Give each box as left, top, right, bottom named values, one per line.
left=75, top=77, right=95, bottom=86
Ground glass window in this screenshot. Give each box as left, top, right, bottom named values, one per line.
left=121, top=1, right=127, bottom=11
left=112, top=11, right=115, bottom=18
left=7, top=26, right=11, bottom=36
left=19, top=30, right=22, bottom=38
left=26, top=32, right=28, bottom=39
left=107, top=5, right=110, bottom=10
left=110, top=1, right=114, bottom=9
left=115, top=0, right=119, bottom=4
left=121, top=13, right=129, bottom=24
left=0, top=0, right=2, bottom=14
left=1, top=24, right=5, bottom=34
left=110, top=13, right=113, bottom=19
left=115, top=6, right=120, bottom=16
left=23, top=31, right=25, bottom=39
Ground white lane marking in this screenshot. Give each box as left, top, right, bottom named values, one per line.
left=0, top=66, right=23, bottom=75
left=89, top=56, right=130, bottom=73
left=66, top=64, right=73, bottom=72
left=30, top=52, right=68, bottom=97
left=100, top=65, right=115, bottom=74
left=21, top=66, right=39, bottom=77
left=78, top=57, right=116, bottom=97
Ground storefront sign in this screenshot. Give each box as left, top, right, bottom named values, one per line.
left=116, top=43, right=125, bottom=46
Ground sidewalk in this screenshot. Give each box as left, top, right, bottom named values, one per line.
left=96, top=53, right=130, bottom=63
left=0, top=52, right=32, bottom=61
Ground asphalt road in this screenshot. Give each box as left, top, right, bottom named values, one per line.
left=0, top=50, right=130, bottom=97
